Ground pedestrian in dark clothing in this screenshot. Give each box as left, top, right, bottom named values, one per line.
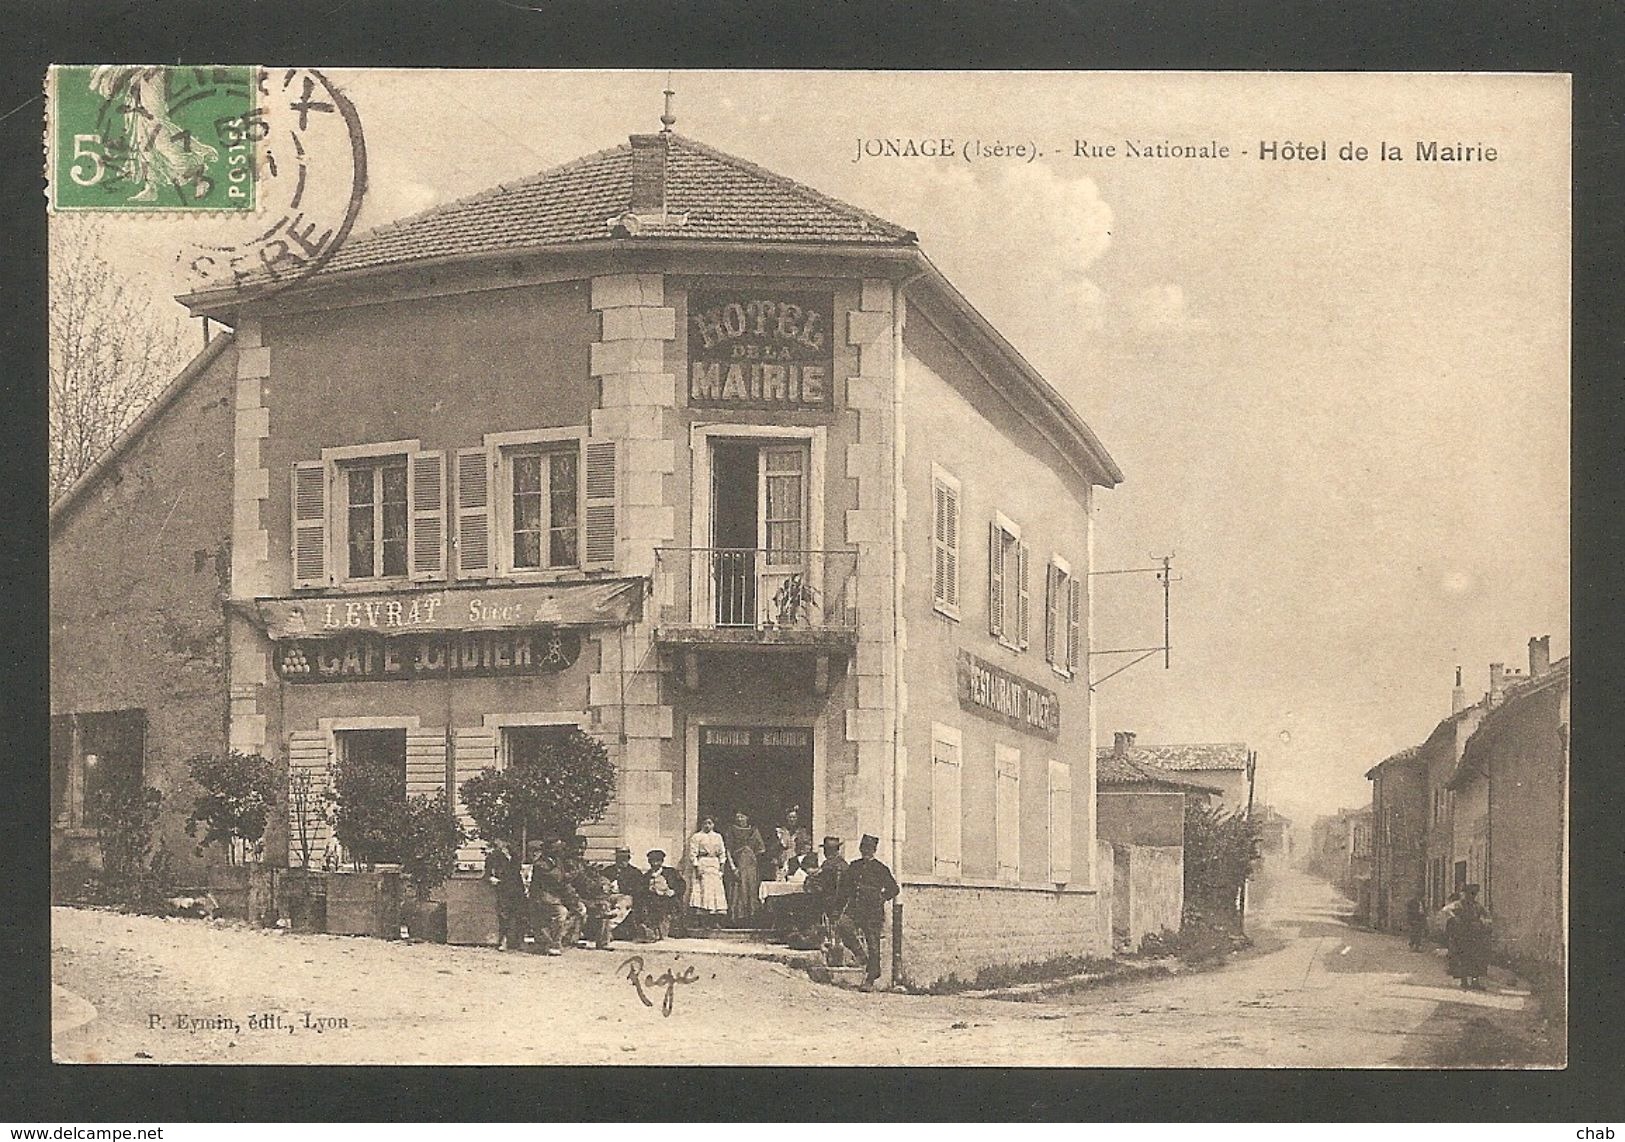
left=632, top=849, right=685, bottom=941
left=483, top=838, right=528, bottom=951
left=805, top=835, right=848, bottom=924
left=1446, top=884, right=1492, bottom=989
left=1405, top=896, right=1427, bottom=951
left=837, top=834, right=900, bottom=992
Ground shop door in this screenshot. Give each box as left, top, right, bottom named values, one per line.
left=697, top=725, right=814, bottom=852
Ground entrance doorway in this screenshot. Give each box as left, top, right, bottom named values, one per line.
left=710, top=439, right=810, bottom=627
left=334, top=728, right=407, bottom=862
left=697, top=724, right=814, bottom=852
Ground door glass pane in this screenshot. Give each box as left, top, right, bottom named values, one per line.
left=762, top=447, right=806, bottom=563
left=548, top=450, right=579, bottom=567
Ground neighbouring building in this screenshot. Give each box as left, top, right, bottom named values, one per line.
left=1447, top=644, right=1568, bottom=977
left=1416, top=670, right=1486, bottom=932
left=1306, top=806, right=1373, bottom=917
left=1094, top=733, right=1220, bottom=950
left=1096, top=732, right=1251, bottom=812
left=50, top=122, right=1125, bottom=986
left=1364, top=745, right=1425, bottom=933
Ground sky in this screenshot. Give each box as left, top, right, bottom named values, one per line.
left=68, top=70, right=1570, bottom=828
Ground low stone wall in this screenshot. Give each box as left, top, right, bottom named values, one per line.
left=1125, top=845, right=1183, bottom=946
left=896, top=880, right=1106, bottom=988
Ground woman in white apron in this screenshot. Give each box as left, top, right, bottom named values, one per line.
left=687, top=815, right=729, bottom=931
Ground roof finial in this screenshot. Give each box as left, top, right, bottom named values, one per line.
left=660, top=73, right=677, bottom=134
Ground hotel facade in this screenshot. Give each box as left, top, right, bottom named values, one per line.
left=50, top=128, right=1124, bottom=984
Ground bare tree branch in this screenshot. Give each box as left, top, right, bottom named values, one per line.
left=49, top=220, right=193, bottom=501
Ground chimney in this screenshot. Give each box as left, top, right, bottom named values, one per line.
left=1451, top=666, right=1466, bottom=715
left=628, top=133, right=667, bottom=213
left=1113, top=731, right=1137, bottom=756
left=1488, top=662, right=1506, bottom=708
left=1529, top=635, right=1551, bottom=678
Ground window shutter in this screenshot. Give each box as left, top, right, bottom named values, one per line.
left=932, top=483, right=948, bottom=608
left=455, top=447, right=492, bottom=577
left=1044, top=564, right=1059, bottom=664
left=290, top=461, right=329, bottom=588
left=1016, top=540, right=1031, bottom=649
left=286, top=730, right=332, bottom=869
left=931, top=730, right=962, bottom=877
left=995, top=744, right=1021, bottom=882
left=582, top=438, right=618, bottom=570
left=1048, top=760, right=1072, bottom=883
left=988, top=521, right=1004, bottom=639
left=943, top=483, right=959, bottom=609
left=408, top=450, right=447, bottom=582
left=405, top=726, right=448, bottom=800
left=1066, top=577, right=1083, bottom=672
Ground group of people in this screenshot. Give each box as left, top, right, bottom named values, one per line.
left=1405, top=883, right=1493, bottom=990
left=684, top=806, right=814, bottom=928
left=482, top=836, right=686, bottom=955
left=482, top=817, right=901, bottom=990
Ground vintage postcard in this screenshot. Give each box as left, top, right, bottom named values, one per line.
left=46, top=69, right=1569, bottom=1066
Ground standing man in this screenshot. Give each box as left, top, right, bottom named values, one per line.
left=805, top=835, right=848, bottom=925
left=838, top=833, right=900, bottom=992
left=483, top=837, right=528, bottom=951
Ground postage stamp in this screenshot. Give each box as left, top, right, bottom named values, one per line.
left=49, top=65, right=259, bottom=211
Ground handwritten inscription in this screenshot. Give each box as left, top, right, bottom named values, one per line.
left=618, top=956, right=699, bottom=1017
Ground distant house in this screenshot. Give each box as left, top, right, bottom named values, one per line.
left=1099, top=731, right=1251, bottom=812
left=1364, top=745, right=1425, bottom=933
left=1307, top=806, right=1373, bottom=918
left=1094, top=739, right=1221, bottom=948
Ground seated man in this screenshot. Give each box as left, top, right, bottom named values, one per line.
left=631, top=849, right=685, bottom=942
left=526, top=839, right=572, bottom=956
left=602, top=847, right=642, bottom=941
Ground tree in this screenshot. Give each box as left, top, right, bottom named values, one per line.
left=460, top=729, right=615, bottom=851
left=49, top=219, right=192, bottom=500
left=88, top=779, right=171, bottom=909
left=1183, top=800, right=1263, bottom=924
left=184, top=751, right=278, bottom=865
left=329, top=749, right=407, bottom=869
left=398, top=792, right=465, bottom=900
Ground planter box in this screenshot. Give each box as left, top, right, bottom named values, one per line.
left=441, top=876, right=500, bottom=946
left=278, top=868, right=327, bottom=933
left=325, top=870, right=402, bottom=939
left=404, top=899, right=447, bottom=943
left=206, top=865, right=252, bottom=920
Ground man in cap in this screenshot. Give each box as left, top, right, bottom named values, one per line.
left=637, top=849, right=685, bottom=941
left=483, top=837, right=528, bottom=951
left=837, top=833, right=900, bottom=991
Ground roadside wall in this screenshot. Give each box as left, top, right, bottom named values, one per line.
left=898, top=882, right=1105, bottom=988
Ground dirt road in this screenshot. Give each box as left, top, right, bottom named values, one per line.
left=51, top=865, right=1553, bottom=1066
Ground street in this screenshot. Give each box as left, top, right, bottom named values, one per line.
left=51, top=864, right=1555, bottom=1066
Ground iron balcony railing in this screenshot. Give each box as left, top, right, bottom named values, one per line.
left=655, top=547, right=859, bottom=631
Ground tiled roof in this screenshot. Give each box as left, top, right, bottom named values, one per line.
left=1096, top=742, right=1250, bottom=772
left=1096, top=752, right=1222, bottom=794
left=311, top=133, right=915, bottom=280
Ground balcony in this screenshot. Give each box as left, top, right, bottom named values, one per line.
left=654, top=547, right=860, bottom=661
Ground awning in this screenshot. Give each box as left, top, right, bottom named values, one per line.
left=250, top=578, right=646, bottom=640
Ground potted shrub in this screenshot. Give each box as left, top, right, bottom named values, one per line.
left=326, top=750, right=406, bottom=938
left=455, top=729, right=616, bottom=944
left=771, top=573, right=819, bottom=628
left=87, top=779, right=173, bottom=913
left=399, top=791, right=463, bottom=942
left=184, top=750, right=277, bottom=920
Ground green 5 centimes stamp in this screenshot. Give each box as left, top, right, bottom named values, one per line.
left=50, top=65, right=258, bottom=211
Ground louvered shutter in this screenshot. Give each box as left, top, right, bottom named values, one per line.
left=409, top=450, right=447, bottom=582
left=1016, top=541, right=1031, bottom=649
left=1066, top=577, right=1083, bottom=672
left=455, top=447, right=492, bottom=577
left=452, top=726, right=499, bottom=868
left=290, top=461, right=329, bottom=588
left=1048, top=760, right=1072, bottom=883
left=943, top=483, right=959, bottom=610
left=286, top=730, right=331, bottom=869
left=1044, top=564, right=1059, bottom=664
left=988, top=521, right=1004, bottom=639
left=405, top=726, right=448, bottom=800
left=932, top=483, right=949, bottom=608
left=582, top=438, right=618, bottom=570
left=995, top=744, right=1021, bottom=882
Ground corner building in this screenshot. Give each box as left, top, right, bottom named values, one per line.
left=100, top=129, right=1124, bottom=985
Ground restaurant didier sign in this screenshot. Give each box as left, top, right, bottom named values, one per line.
left=688, top=290, right=835, bottom=411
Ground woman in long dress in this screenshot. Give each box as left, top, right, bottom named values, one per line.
left=687, top=815, right=729, bottom=931
left=725, top=811, right=768, bottom=926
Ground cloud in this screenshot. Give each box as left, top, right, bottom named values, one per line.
left=1116, top=282, right=1210, bottom=338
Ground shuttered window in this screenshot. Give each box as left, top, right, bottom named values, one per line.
left=292, top=443, right=448, bottom=588
left=582, top=438, right=618, bottom=570
left=1048, top=760, right=1072, bottom=883
left=989, top=513, right=1025, bottom=650
left=995, top=743, right=1021, bottom=882
left=1066, top=576, right=1083, bottom=674
left=481, top=433, right=617, bottom=576
left=931, top=722, right=962, bottom=877
left=455, top=447, right=492, bottom=576
left=1047, top=555, right=1076, bottom=678
left=932, top=466, right=960, bottom=618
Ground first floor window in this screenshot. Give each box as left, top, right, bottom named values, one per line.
left=510, top=447, right=580, bottom=570
left=989, top=514, right=1029, bottom=649
left=344, top=457, right=409, bottom=579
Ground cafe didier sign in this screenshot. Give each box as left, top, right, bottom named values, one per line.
left=956, top=650, right=1061, bottom=741
left=257, top=581, right=643, bottom=683
left=688, top=290, right=835, bottom=412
